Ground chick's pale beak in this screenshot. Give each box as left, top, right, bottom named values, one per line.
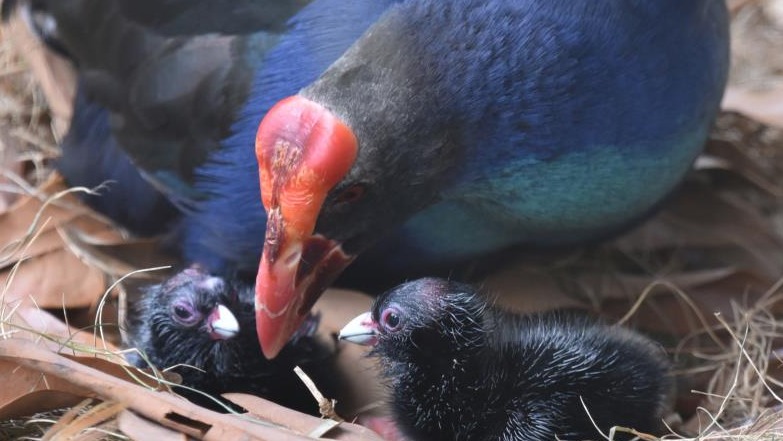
left=339, top=312, right=378, bottom=346
left=207, top=304, right=240, bottom=340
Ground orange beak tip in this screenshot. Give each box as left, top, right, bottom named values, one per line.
left=256, top=309, right=288, bottom=359
left=255, top=278, right=295, bottom=359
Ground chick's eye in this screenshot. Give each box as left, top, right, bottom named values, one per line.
left=334, top=184, right=366, bottom=204
left=171, top=302, right=198, bottom=325
left=380, top=307, right=403, bottom=332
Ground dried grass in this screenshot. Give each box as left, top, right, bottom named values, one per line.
left=0, top=25, right=57, bottom=191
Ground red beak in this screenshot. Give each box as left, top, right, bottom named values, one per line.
left=254, top=96, right=358, bottom=358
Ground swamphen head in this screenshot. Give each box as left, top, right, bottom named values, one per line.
left=254, top=0, right=730, bottom=358
left=339, top=278, right=673, bottom=440
left=127, top=268, right=243, bottom=363
left=339, top=278, right=487, bottom=359
left=125, top=266, right=336, bottom=413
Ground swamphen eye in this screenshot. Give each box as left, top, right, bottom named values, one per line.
left=381, top=307, right=403, bottom=332
left=172, top=302, right=200, bottom=326
left=334, top=183, right=366, bottom=204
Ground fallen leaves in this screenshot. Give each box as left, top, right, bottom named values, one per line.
left=0, top=338, right=384, bottom=441
left=0, top=7, right=75, bottom=138
left=726, top=0, right=783, bottom=128
left=0, top=303, right=118, bottom=420
left=724, top=86, right=783, bottom=129
left=0, top=175, right=119, bottom=309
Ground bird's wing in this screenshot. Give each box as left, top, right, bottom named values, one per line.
left=4, top=0, right=304, bottom=209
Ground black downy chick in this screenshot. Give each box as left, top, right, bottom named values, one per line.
left=340, top=278, right=673, bottom=441
left=125, top=266, right=337, bottom=414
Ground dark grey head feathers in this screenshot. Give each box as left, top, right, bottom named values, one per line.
left=125, top=267, right=338, bottom=413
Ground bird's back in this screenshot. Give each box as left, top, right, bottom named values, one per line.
left=5, top=0, right=310, bottom=269
left=56, top=87, right=179, bottom=235
left=374, top=0, right=729, bottom=269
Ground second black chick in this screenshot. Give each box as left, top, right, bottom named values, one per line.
left=125, top=266, right=337, bottom=414
left=340, top=278, right=672, bottom=441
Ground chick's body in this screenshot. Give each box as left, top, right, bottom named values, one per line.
left=342, top=278, right=672, bottom=440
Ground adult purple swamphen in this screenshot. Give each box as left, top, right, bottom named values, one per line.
left=253, top=1, right=730, bottom=357
left=4, top=0, right=730, bottom=361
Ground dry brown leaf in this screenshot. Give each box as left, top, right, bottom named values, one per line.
left=730, top=0, right=783, bottom=87
left=0, top=338, right=386, bottom=440
left=0, top=215, right=122, bottom=274
left=0, top=175, right=80, bottom=261
left=0, top=390, right=87, bottom=421
left=0, top=349, right=174, bottom=419
left=42, top=400, right=126, bottom=441
left=40, top=399, right=95, bottom=441
left=0, top=227, right=69, bottom=272
left=0, top=128, right=25, bottom=214
left=224, top=394, right=383, bottom=441
left=2, top=247, right=106, bottom=308
left=0, top=174, right=121, bottom=274
left=0, top=172, right=175, bottom=313
left=58, top=226, right=175, bottom=281
left=729, top=0, right=761, bottom=14
left=0, top=303, right=123, bottom=416
left=9, top=304, right=72, bottom=341
left=117, top=410, right=188, bottom=441
left=2, top=302, right=114, bottom=351
left=723, top=85, right=783, bottom=129
left=0, top=359, right=98, bottom=420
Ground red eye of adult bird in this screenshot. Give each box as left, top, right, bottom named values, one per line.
left=255, top=95, right=358, bottom=358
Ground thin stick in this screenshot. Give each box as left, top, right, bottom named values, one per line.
left=293, top=366, right=343, bottom=422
